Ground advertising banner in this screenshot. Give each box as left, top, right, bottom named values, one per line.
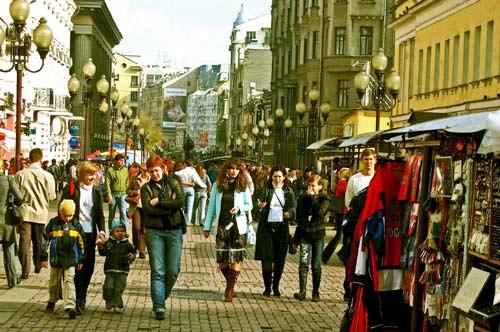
left=163, top=88, right=187, bottom=130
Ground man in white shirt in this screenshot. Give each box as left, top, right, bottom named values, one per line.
left=344, top=148, right=376, bottom=209
left=175, top=160, right=206, bottom=225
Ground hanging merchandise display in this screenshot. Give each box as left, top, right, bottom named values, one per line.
left=344, top=111, right=500, bottom=332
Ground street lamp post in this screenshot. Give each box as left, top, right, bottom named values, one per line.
left=252, top=119, right=270, bottom=163
left=354, top=48, right=401, bottom=131
left=274, top=107, right=284, bottom=164
left=131, top=116, right=140, bottom=163
left=0, top=0, right=54, bottom=171
left=295, top=87, right=330, bottom=168
left=108, top=85, right=119, bottom=161
left=139, top=128, right=149, bottom=163
left=67, top=58, right=110, bottom=159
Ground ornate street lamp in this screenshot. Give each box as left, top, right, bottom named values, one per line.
left=295, top=87, right=331, bottom=168
left=139, top=127, right=149, bottom=163
left=67, top=58, right=109, bottom=158
left=108, top=85, right=119, bottom=161
left=354, top=48, right=401, bottom=131
left=0, top=0, right=53, bottom=170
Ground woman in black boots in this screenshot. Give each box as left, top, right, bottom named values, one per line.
left=254, top=165, right=296, bottom=297
left=203, top=159, right=253, bottom=302
left=291, top=174, right=330, bottom=302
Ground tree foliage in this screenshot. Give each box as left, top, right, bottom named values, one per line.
left=139, top=113, right=163, bottom=154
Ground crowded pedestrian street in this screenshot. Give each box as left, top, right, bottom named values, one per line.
left=0, top=201, right=347, bottom=331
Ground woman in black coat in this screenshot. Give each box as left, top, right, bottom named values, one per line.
left=60, top=161, right=105, bottom=314
left=254, top=165, right=296, bottom=297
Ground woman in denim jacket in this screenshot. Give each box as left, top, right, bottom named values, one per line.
left=203, top=159, right=252, bottom=302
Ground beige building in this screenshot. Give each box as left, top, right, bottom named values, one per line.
left=114, top=53, right=142, bottom=115
left=389, top=0, right=500, bottom=127
left=270, top=0, right=394, bottom=168
left=228, top=5, right=272, bottom=153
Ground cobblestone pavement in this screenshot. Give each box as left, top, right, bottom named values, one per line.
left=0, top=203, right=346, bottom=331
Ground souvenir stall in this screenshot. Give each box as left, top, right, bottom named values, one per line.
left=343, top=111, right=500, bottom=332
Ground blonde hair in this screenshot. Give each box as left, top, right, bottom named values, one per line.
left=78, top=161, right=99, bottom=183
left=338, top=168, right=350, bottom=180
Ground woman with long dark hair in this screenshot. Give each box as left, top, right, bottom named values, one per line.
left=291, top=174, right=330, bottom=302
left=254, top=165, right=296, bottom=297
left=203, top=159, right=252, bottom=302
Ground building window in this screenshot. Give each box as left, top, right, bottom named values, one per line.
left=288, top=49, right=292, bottom=72
left=264, top=30, right=271, bottom=44
left=335, top=27, right=346, bottom=55
left=312, top=0, right=319, bottom=6
left=146, top=74, right=154, bottom=86
left=303, top=37, right=308, bottom=64
left=463, top=30, right=470, bottom=84
left=417, top=49, right=423, bottom=94
left=360, top=26, right=373, bottom=55
left=131, top=75, right=139, bottom=87
left=409, top=39, right=415, bottom=96
left=338, top=80, right=349, bottom=108
left=312, top=31, right=319, bottom=59
left=444, top=39, right=450, bottom=88
left=425, top=47, right=431, bottom=93
left=303, top=0, right=308, bottom=15
left=131, top=91, right=138, bottom=102
left=473, top=25, right=481, bottom=81
left=246, top=31, right=256, bottom=43
left=452, top=35, right=460, bottom=86
left=486, top=21, right=494, bottom=77
left=434, top=43, right=440, bottom=90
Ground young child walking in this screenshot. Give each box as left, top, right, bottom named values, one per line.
left=41, top=199, right=85, bottom=319
left=96, top=221, right=135, bottom=313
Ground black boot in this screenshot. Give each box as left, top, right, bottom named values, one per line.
left=312, top=271, right=321, bottom=302
left=272, top=268, right=283, bottom=297
left=262, top=271, right=272, bottom=297
left=293, top=268, right=308, bottom=301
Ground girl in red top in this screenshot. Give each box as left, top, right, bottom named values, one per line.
left=322, top=168, right=350, bottom=264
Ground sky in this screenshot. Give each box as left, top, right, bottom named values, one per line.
left=106, top=0, right=272, bottom=69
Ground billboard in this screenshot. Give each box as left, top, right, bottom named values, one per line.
left=163, top=88, right=187, bottom=130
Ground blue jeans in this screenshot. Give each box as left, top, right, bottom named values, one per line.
left=108, top=193, right=127, bottom=231
left=193, top=190, right=207, bottom=225
left=145, top=228, right=183, bottom=313
left=182, top=187, right=195, bottom=225
left=298, top=238, right=324, bottom=274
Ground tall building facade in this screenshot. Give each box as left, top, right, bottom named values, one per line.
left=0, top=0, right=77, bottom=162
left=70, top=0, right=122, bottom=156
left=270, top=0, right=394, bottom=168
left=228, top=5, right=272, bottom=153
left=389, top=0, right=500, bottom=127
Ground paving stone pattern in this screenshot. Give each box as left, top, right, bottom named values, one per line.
left=0, top=203, right=346, bottom=331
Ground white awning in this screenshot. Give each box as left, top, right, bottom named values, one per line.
left=306, top=137, right=343, bottom=150
left=338, top=130, right=385, bottom=148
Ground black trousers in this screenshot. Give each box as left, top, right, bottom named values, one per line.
left=75, top=234, right=96, bottom=303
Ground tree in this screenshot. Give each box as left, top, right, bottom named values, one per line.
left=139, top=113, right=163, bottom=155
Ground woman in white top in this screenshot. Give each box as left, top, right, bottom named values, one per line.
left=254, top=166, right=296, bottom=297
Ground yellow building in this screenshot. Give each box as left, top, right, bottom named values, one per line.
left=343, top=110, right=391, bottom=136
left=389, top=0, right=500, bottom=127
left=114, top=53, right=142, bottom=115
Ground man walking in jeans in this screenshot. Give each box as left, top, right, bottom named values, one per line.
left=105, top=154, right=129, bottom=231
left=15, top=148, right=57, bottom=279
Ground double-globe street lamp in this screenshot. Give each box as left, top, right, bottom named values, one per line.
left=354, top=48, right=401, bottom=131
left=251, top=118, right=271, bottom=163
left=67, top=58, right=110, bottom=158
left=108, top=85, right=119, bottom=161
left=115, top=101, right=139, bottom=162
left=295, top=88, right=331, bottom=168
left=0, top=0, right=53, bottom=171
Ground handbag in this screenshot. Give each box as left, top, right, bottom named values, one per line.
left=339, top=291, right=354, bottom=332
left=125, top=192, right=140, bottom=205
left=6, top=176, right=22, bottom=225
left=246, top=222, right=256, bottom=246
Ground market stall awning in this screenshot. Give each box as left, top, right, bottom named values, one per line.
left=383, top=110, right=500, bottom=154
left=338, top=130, right=385, bottom=148
left=306, top=137, right=344, bottom=150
